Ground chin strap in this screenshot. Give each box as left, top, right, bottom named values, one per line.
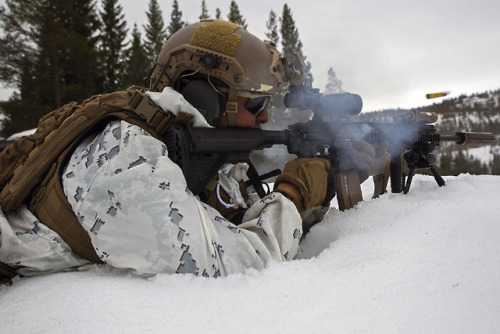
left=225, top=87, right=238, bottom=127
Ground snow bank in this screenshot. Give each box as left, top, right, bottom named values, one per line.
left=6, top=128, right=36, bottom=140
left=1, top=174, right=500, bottom=333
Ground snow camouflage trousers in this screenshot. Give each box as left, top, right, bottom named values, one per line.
left=60, top=120, right=302, bottom=277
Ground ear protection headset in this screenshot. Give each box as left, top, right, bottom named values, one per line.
left=180, top=80, right=227, bottom=126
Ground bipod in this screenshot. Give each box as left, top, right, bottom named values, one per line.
left=403, top=150, right=445, bottom=194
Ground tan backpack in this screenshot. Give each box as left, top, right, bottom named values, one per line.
left=0, top=86, right=177, bottom=266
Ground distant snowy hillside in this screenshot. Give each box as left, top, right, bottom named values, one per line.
left=362, top=89, right=500, bottom=134
left=360, top=90, right=500, bottom=175
left=2, top=174, right=499, bottom=334
left=421, top=90, right=500, bottom=174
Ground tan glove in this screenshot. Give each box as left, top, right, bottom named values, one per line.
left=274, top=158, right=331, bottom=211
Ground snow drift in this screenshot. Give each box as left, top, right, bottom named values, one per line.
left=1, top=174, right=499, bottom=333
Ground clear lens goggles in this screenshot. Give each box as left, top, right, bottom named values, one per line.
left=244, top=96, right=270, bottom=116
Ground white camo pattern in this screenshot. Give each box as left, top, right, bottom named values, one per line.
left=59, top=120, right=302, bottom=277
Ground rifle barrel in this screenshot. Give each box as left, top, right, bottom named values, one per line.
left=440, top=132, right=495, bottom=145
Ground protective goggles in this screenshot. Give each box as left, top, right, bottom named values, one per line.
left=244, top=96, right=270, bottom=116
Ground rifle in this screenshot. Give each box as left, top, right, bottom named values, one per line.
left=1, top=86, right=494, bottom=210
left=164, top=84, right=494, bottom=210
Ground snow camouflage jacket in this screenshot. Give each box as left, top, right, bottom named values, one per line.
left=0, top=88, right=303, bottom=277
left=0, top=86, right=179, bottom=269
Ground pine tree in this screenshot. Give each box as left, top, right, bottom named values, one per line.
left=56, top=0, right=101, bottom=101
left=0, top=0, right=47, bottom=137
left=280, top=4, right=312, bottom=81
left=199, top=0, right=210, bottom=20
left=215, top=8, right=222, bottom=20
left=0, top=0, right=101, bottom=137
left=0, top=0, right=38, bottom=92
left=280, top=4, right=299, bottom=60
left=122, top=24, right=149, bottom=88
left=265, top=10, right=279, bottom=46
left=99, top=0, right=128, bottom=92
left=491, top=154, right=500, bottom=175
left=438, top=152, right=453, bottom=175
left=227, top=1, right=247, bottom=29
left=168, top=0, right=185, bottom=38
left=452, top=150, right=468, bottom=176
left=324, top=67, right=343, bottom=94
left=143, top=0, right=167, bottom=66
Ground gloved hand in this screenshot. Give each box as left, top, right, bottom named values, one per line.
left=350, top=140, right=389, bottom=183
left=274, top=158, right=331, bottom=211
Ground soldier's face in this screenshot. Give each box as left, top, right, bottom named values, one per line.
left=218, top=96, right=269, bottom=128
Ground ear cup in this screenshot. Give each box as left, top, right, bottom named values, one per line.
left=181, top=80, right=226, bottom=126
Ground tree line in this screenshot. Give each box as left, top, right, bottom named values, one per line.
left=0, top=0, right=312, bottom=137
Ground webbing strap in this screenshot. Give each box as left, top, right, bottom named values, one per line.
left=127, top=90, right=176, bottom=135
left=245, top=162, right=273, bottom=198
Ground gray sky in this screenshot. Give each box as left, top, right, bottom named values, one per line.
left=2, top=0, right=500, bottom=112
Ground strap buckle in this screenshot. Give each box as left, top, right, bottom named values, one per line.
left=128, top=90, right=175, bottom=135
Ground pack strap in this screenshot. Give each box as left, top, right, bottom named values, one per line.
left=31, top=155, right=102, bottom=263
left=245, top=165, right=279, bottom=198
left=127, top=89, right=176, bottom=135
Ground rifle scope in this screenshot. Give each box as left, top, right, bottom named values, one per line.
left=284, top=90, right=363, bottom=118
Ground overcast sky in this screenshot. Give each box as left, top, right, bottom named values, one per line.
left=2, top=0, right=499, bottom=111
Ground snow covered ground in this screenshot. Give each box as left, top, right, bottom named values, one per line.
left=1, top=174, right=500, bottom=333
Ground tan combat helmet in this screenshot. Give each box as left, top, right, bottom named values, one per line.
left=150, top=19, right=304, bottom=126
